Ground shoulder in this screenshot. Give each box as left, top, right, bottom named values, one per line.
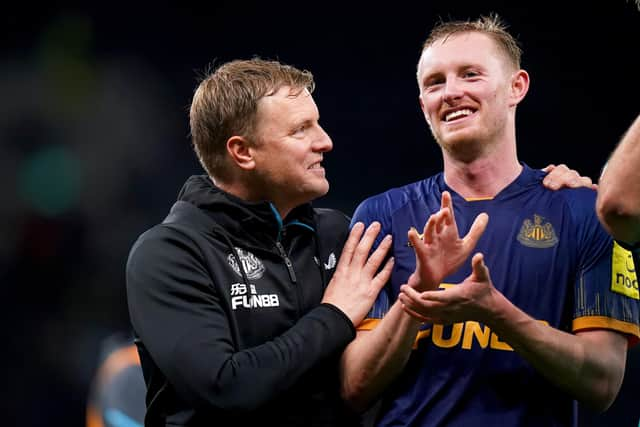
left=313, top=207, right=351, bottom=228
left=531, top=164, right=596, bottom=213
left=353, top=176, right=440, bottom=219
left=313, top=208, right=351, bottom=240
left=547, top=187, right=611, bottom=254
left=126, top=220, right=205, bottom=280
left=129, top=200, right=214, bottom=258
left=129, top=222, right=190, bottom=256
left=550, top=187, right=598, bottom=221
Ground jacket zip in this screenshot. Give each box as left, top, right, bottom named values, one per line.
left=275, top=240, right=297, bottom=283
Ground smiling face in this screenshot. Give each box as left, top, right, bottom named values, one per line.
left=250, top=86, right=333, bottom=214
left=417, top=32, right=525, bottom=161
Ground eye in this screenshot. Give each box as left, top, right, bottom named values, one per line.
left=423, top=77, right=444, bottom=91
left=292, top=123, right=308, bottom=137
left=463, top=70, right=480, bottom=78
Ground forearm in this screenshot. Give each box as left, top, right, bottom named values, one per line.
left=487, top=292, right=627, bottom=411
left=339, top=301, right=422, bottom=411
left=128, top=233, right=357, bottom=412
left=167, top=303, right=355, bottom=411
left=597, top=114, right=640, bottom=243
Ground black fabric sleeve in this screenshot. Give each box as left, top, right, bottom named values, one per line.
left=126, top=226, right=355, bottom=412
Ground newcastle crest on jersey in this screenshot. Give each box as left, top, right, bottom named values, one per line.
left=228, top=248, right=265, bottom=280
left=517, top=214, right=558, bottom=248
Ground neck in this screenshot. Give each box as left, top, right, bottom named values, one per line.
left=214, top=177, right=294, bottom=219
left=442, top=142, right=521, bottom=199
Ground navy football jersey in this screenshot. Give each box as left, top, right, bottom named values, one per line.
left=353, top=164, right=639, bottom=427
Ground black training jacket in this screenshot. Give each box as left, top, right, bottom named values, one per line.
left=126, top=175, right=360, bottom=426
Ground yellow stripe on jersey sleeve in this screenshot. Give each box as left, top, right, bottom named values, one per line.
left=573, top=315, right=640, bottom=345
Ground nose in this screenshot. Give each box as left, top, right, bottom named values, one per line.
left=313, top=125, right=333, bottom=153
left=442, top=78, right=464, bottom=104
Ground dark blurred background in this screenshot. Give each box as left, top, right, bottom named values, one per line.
left=2, top=1, right=639, bottom=426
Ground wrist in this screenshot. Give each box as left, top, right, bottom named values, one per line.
left=411, top=274, right=441, bottom=292
left=394, top=300, right=425, bottom=328
left=481, top=288, right=510, bottom=330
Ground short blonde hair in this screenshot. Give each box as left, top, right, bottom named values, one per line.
left=421, top=13, right=522, bottom=71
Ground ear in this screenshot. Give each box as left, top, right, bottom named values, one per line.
left=509, top=69, right=530, bottom=107
left=226, top=136, right=256, bottom=171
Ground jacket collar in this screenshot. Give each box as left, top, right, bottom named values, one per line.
left=176, top=175, right=316, bottom=240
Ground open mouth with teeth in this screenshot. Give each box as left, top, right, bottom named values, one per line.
left=444, top=108, right=474, bottom=122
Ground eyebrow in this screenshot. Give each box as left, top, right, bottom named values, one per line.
left=422, top=63, right=484, bottom=82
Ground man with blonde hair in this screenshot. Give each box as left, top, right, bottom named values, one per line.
left=340, top=15, right=639, bottom=426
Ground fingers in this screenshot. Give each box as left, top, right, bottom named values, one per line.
left=364, top=234, right=393, bottom=275
left=400, top=300, right=441, bottom=323
left=441, top=191, right=455, bottom=226
left=471, top=252, right=490, bottom=282
left=371, top=256, right=394, bottom=291
left=336, top=222, right=365, bottom=271
left=423, top=214, right=436, bottom=244
left=351, top=222, right=382, bottom=267
left=401, top=303, right=431, bottom=322
left=434, top=209, right=449, bottom=234
left=543, top=163, right=568, bottom=189
left=577, top=176, right=594, bottom=189
left=408, top=227, right=430, bottom=275
left=541, top=164, right=556, bottom=173
left=399, top=285, right=438, bottom=321
left=543, top=163, right=594, bottom=190
left=422, top=209, right=448, bottom=242
left=564, top=173, right=592, bottom=189
left=408, top=226, right=422, bottom=249
left=462, top=212, right=489, bottom=253
left=400, top=283, right=423, bottom=300
left=417, top=195, right=454, bottom=247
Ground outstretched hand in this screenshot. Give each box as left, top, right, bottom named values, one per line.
left=322, top=221, right=394, bottom=326
left=408, top=191, right=488, bottom=292
left=399, top=252, right=496, bottom=324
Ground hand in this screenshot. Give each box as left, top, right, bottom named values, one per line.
left=542, top=164, right=597, bottom=190
left=408, top=191, right=488, bottom=292
left=399, top=252, right=496, bottom=324
left=322, top=222, right=394, bottom=326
